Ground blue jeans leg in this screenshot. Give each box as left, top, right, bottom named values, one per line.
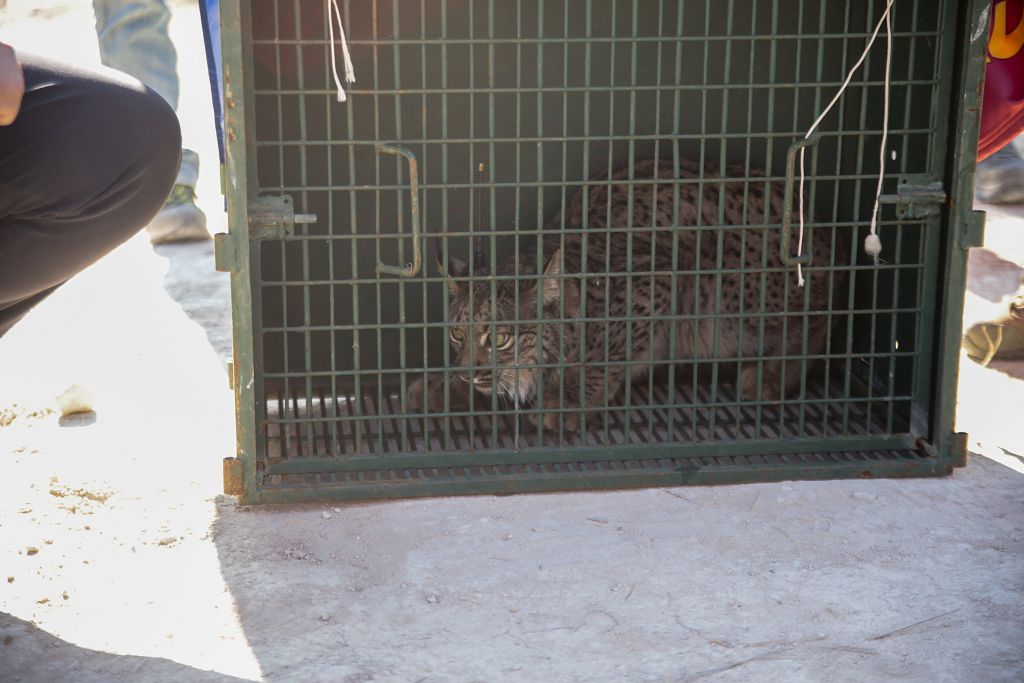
left=93, top=0, right=199, bottom=189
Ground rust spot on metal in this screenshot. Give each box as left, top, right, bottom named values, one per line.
left=223, top=457, right=244, bottom=496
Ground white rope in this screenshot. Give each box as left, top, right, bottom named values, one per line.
left=797, top=0, right=895, bottom=286
left=866, top=4, right=893, bottom=264
left=327, top=0, right=356, bottom=102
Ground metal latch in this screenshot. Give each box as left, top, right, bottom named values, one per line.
left=213, top=232, right=236, bottom=273
left=248, top=194, right=317, bottom=240
left=214, top=195, right=318, bottom=273
left=877, top=175, right=947, bottom=219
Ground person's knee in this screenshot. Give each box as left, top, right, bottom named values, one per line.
left=109, top=83, right=182, bottom=219
left=126, top=84, right=181, bottom=184
left=6, top=58, right=183, bottom=238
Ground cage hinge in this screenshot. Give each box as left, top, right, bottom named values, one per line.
left=213, top=232, right=236, bottom=273
left=917, top=433, right=968, bottom=469
left=950, top=432, right=969, bottom=468
left=877, top=175, right=947, bottom=219
left=223, top=457, right=244, bottom=497
left=958, top=210, right=986, bottom=249
left=247, top=195, right=317, bottom=240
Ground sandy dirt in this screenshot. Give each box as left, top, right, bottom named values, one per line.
left=1, top=1, right=1023, bottom=681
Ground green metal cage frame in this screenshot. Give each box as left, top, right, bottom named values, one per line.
left=216, top=0, right=986, bottom=504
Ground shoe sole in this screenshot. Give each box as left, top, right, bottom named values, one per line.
left=149, top=227, right=212, bottom=245
left=963, top=341, right=1024, bottom=363
left=147, top=205, right=210, bottom=244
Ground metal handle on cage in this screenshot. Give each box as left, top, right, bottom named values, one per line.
left=376, top=144, right=422, bottom=278
left=780, top=133, right=822, bottom=266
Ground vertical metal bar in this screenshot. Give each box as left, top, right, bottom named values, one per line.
left=349, top=0, right=375, bottom=455
left=863, top=0, right=884, bottom=436
left=886, top=224, right=904, bottom=433
left=326, top=2, right=339, bottom=457
left=578, top=0, right=593, bottom=442
left=620, top=0, right=638, bottom=436
left=221, top=0, right=261, bottom=501
left=512, top=0, right=523, bottom=448
left=391, top=0, right=407, bottom=452
left=897, top=0, right=919, bottom=438
left=292, top=0, right=317, bottom=457
left=666, top=0, right=684, bottom=440
left=466, top=0, right=477, bottom=448
left=910, top=0, right=947, bottom=442
left=440, top=0, right=452, bottom=451
left=556, top=0, right=569, bottom=444
left=823, top=0, right=854, bottom=437
left=737, top=0, right=757, bottom=437
left=342, top=0, right=362, bottom=456
left=754, top=0, right=781, bottom=439
left=487, top=0, right=498, bottom=450
left=273, top=0, right=293, bottom=459
left=842, top=0, right=878, bottom=436
left=778, top=0, right=805, bottom=439
left=707, top=0, right=736, bottom=437
left=534, top=0, right=545, bottom=444
left=368, top=1, right=383, bottom=454
left=603, top=0, right=617, bottom=444
left=647, top=0, right=666, bottom=443
left=795, top=0, right=830, bottom=439
left=419, top=0, right=430, bottom=453
left=931, top=0, right=984, bottom=466
left=898, top=0, right=923, bottom=441
left=692, top=0, right=710, bottom=441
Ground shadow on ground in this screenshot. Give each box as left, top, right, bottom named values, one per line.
left=0, top=612, right=248, bottom=682
left=154, top=241, right=232, bottom=364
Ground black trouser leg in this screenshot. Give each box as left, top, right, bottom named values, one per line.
left=0, top=53, right=181, bottom=338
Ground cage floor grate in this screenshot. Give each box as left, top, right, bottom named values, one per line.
left=263, top=377, right=910, bottom=461
left=262, top=448, right=931, bottom=492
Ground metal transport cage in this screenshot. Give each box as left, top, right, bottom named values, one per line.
left=215, top=0, right=987, bottom=504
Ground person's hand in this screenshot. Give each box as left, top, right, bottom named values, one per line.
left=0, top=42, right=25, bottom=126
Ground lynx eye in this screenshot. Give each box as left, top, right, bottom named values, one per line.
left=494, top=333, right=514, bottom=350
left=449, top=328, right=464, bottom=345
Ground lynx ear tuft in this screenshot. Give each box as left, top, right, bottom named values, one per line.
left=436, top=240, right=468, bottom=295
left=540, top=249, right=562, bottom=305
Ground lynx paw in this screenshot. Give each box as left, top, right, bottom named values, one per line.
left=740, top=366, right=783, bottom=403
left=406, top=375, right=444, bottom=413
left=407, top=374, right=473, bottom=413
left=547, top=410, right=581, bottom=433
left=528, top=400, right=583, bottom=433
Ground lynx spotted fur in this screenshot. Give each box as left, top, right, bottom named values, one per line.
left=408, top=157, right=844, bottom=431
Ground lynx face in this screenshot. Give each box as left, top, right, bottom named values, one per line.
left=443, top=248, right=579, bottom=407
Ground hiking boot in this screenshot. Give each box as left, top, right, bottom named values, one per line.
left=975, top=144, right=1024, bottom=204
left=963, top=293, right=1024, bottom=365
left=146, top=184, right=210, bottom=244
